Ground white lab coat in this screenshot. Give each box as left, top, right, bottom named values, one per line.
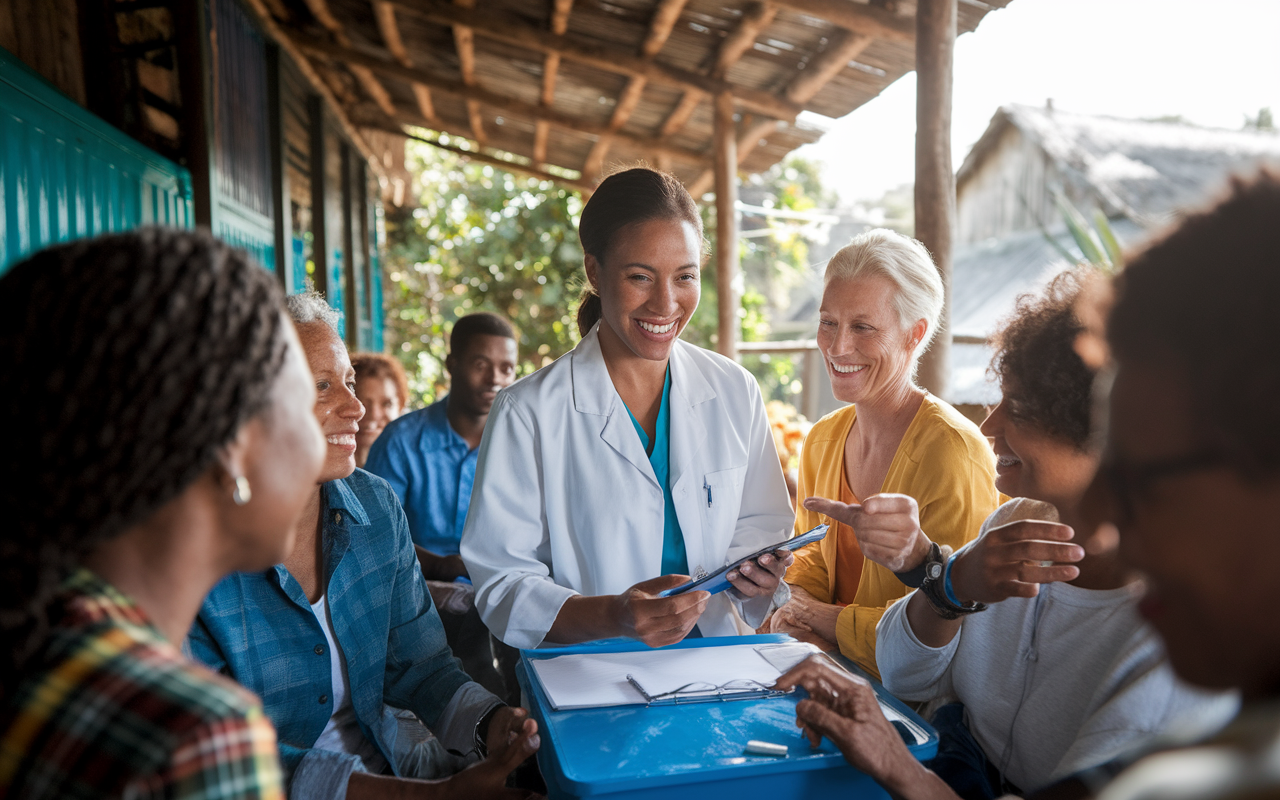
left=460, top=324, right=795, bottom=649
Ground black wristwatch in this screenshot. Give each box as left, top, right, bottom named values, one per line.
left=474, top=704, right=504, bottom=757
left=894, top=540, right=946, bottom=588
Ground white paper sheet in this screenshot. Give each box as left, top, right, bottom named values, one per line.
left=529, top=643, right=790, bottom=710
left=529, top=641, right=921, bottom=741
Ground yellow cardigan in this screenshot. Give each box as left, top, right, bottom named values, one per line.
left=788, top=396, right=1000, bottom=679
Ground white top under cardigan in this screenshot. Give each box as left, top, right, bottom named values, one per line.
left=875, top=498, right=1239, bottom=793
left=460, top=323, right=796, bottom=649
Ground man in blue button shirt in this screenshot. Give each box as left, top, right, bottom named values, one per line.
left=366, top=313, right=518, bottom=697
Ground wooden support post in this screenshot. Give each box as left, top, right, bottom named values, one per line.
left=173, top=0, right=215, bottom=229
left=713, top=91, right=738, bottom=359
left=914, top=0, right=955, bottom=398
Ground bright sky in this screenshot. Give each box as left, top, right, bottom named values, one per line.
left=795, top=0, right=1280, bottom=205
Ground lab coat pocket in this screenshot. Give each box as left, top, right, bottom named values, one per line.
left=701, top=465, right=747, bottom=559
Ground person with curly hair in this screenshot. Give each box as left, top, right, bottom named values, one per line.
left=350, top=352, right=410, bottom=468
left=0, top=228, right=327, bottom=798
left=798, top=268, right=1237, bottom=798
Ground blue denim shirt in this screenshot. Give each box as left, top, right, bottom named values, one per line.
left=187, top=469, right=485, bottom=796
left=364, top=396, right=476, bottom=556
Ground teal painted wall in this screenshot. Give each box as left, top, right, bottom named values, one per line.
left=215, top=202, right=275, bottom=273
left=0, top=47, right=193, bottom=274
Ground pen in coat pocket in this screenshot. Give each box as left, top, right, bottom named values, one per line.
left=704, top=480, right=713, bottom=507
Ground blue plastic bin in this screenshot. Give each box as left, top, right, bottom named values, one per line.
left=517, top=634, right=937, bottom=800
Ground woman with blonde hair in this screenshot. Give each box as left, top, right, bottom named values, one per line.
left=770, top=228, right=1000, bottom=678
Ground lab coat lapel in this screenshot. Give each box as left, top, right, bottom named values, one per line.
left=668, top=342, right=715, bottom=571
left=570, top=325, right=658, bottom=488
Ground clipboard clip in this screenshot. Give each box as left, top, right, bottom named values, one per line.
left=625, top=675, right=791, bottom=706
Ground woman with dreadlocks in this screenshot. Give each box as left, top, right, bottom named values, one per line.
left=0, top=229, right=327, bottom=798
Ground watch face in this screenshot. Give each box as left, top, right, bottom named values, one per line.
left=926, top=563, right=943, bottom=580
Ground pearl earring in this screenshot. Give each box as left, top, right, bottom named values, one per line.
left=232, top=476, right=252, bottom=506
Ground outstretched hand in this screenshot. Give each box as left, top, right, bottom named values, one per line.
left=803, top=494, right=930, bottom=573
left=949, top=519, right=1084, bottom=605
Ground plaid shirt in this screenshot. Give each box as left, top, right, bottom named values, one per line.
left=0, top=569, right=285, bottom=800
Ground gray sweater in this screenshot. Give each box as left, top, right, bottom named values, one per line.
left=876, top=498, right=1238, bottom=792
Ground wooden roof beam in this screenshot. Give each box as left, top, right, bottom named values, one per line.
left=656, top=1, right=774, bottom=142
left=684, top=29, right=867, bottom=197
left=450, top=0, right=486, bottom=144
left=582, top=0, right=688, bottom=180
left=388, top=0, right=802, bottom=121
left=659, top=92, right=702, bottom=138
left=289, top=33, right=711, bottom=165
left=687, top=115, right=781, bottom=197
left=391, top=102, right=707, bottom=169
left=364, top=121, right=595, bottom=193
left=784, top=28, right=873, bottom=104
left=374, top=1, right=438, bottom=122
left=770, top=0, right=913, bottom=43
left=640, top=0, right=688, bottom=57
left=354, top=109, right=564, bottom=172
left=534, top=0, right=574, bottom=166
left=300, top=0, right=398, bottom=117
left=711, top=2, right=777, bottom=78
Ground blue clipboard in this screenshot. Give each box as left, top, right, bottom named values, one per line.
left=658, top=523, right=829, bottom=597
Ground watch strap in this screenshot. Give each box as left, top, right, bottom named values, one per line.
left=895, top=540, right=944, bottom=588
left=920, top=552, right=986, bottom=619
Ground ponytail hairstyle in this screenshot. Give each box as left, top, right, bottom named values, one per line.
left=0, top=228, right=289, bottom=687
left=575, top=167, right=703, bottom=338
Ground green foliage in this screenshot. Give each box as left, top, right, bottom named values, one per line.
left=383, top=140, right=585, bottom=406
left=735, top=156, right=838, bottom=407
left=1244, top=107, right=1274, bottom=132
left=382, top=145, right=836, bottom=415
left=1042, top=191, right=1123, bottom=275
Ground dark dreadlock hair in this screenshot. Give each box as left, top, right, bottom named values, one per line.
left=0, top=227, right=289, bottom=685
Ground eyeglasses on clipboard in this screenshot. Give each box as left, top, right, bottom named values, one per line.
left=624, top=675, right=791, bottom=706
left=658, top=523, right=829, bottom=598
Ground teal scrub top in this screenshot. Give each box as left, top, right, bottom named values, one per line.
left=624, top=367, right=690, bottom=577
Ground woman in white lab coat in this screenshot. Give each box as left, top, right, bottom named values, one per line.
left=461, top=167, right=797, bottom=650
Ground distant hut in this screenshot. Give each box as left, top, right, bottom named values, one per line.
left=948, top=103, right=1280, bottom=416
